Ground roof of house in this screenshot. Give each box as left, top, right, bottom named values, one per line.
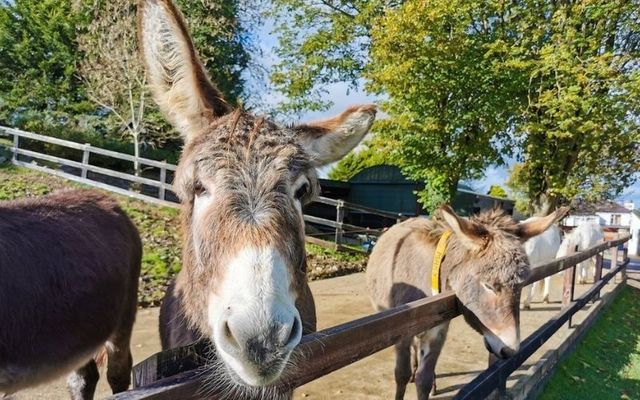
left=572, top=200, right=631, bottom=215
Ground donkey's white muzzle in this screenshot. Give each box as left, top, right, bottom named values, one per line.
left=208, top=247, right=301, bottom=386
left=484, top=325, right=520, bottom=359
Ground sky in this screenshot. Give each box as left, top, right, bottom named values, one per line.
left=251, top=17, right=640, bottom=208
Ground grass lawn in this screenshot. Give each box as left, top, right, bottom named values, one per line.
left=0, top=163, right=366, bottom=306
left=539, top=286, right=640, bottom=400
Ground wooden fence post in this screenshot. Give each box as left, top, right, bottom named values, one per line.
left=621, top=247, right=628, bottom=284
left=562, top=265, right=576, bottom=328
left=12, top=133, right=19, bottom=162
left=610, top=244, right=618, bottom=284
left=593, top=252, right=603, bottom=301
left=486, top=353, right=506, bottom=397
left=159, top=161, right=167, bottom=201
left=335, top=200, right=345, bottom=250
left=81, top=143, right=91, bottom=179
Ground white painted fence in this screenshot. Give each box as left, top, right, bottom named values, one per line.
left=0, top=126, right=405, bottom=250
left=1, top=126, right=178, bottom=208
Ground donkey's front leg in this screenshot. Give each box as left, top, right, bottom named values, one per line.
left=521, top=283, right=534, bottom=310
left=415, top=324, right=448, bottom=400
left=542, top=276, right=551, bottom=303
left=394, top=337, right=413, bottom=400
left=67, top=359, right=99, bottom=400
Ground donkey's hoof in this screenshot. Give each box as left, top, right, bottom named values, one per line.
left=542, top=296, right=549, bottom=304
left=521, top=303, right=531, bottom=310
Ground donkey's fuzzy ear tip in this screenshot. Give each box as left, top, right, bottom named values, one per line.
left=438, top=204, right=455, bottom=214
left=346, top=104, right=378, bottom=118
left=359, top=104, right=378, bottom=113
left=556, top=206, right=571, bottom=218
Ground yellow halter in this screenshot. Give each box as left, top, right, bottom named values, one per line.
left=431, top=231, right=452, bottom=295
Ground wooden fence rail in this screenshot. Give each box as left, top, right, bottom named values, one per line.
left=108, top=234, right=630, bottom=400
left=1, top=126, right=402, bottom=248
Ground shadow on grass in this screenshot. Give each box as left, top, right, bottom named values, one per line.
left=539, top=286, right=640, bottom=400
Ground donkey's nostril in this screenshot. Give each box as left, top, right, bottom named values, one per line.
left=223, top=320, right=241, bottom=350
left=280, top=315, right=302, bottom=349
left=499, top=347, right=516, bottom=359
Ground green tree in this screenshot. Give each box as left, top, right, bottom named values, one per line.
left=272, top=0, right=640, bottom=214
left=488, top=185, right=507, bottom=198
left=0, top=0, right=93, bottom=129
left=272, top=0, right=520, bottom=211
left=366, top=0, right=520, bottom=211
left=506, top=0, right=640, bottom=215
left=269, top=0, right=389, bottom=114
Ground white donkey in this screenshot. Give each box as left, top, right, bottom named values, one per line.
left=522, top=217, right=562, bottom=309
left=557, top=221, right=604, bottom=284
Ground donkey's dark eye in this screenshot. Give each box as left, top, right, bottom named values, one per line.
left=294, top=182, right=310, bottom=200
left=194, top=181, right=207, bottom=196
left=482, top=282, right=496, bottom=293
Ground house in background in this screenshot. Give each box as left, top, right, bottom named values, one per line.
left=563, top=200, right=639, bottom=256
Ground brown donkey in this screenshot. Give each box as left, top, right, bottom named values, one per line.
left=0, top=189, right=141, bottom=399
left=366, top=205, right=568, bottom=400
left=137, top=0, right=375, bottom=397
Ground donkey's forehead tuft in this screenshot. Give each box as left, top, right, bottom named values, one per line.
left=185, top=111, right=311, bottom=171
left=469, top=208, right=519, bottom=234
left=477, top=239, right=531, bottom=288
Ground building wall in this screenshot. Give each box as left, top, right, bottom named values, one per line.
left=630, top=213, right=640, bottom=256
left=564, top=212, right=638, bottom=256
left=596, top=212, right=632, bottom=227
left=563, top=215, right=602, bottom=226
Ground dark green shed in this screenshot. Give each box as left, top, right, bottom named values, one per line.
left=342, top=165, right=514, bottom=217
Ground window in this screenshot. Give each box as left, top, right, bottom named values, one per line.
left=611, top=214, right=621, bottom=225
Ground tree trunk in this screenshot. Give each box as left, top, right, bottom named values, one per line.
left=530, top=193, right=558, bottom=216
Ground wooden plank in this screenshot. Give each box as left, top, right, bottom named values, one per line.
left=159, top=163, right=167, bottom=201
left=304, top=236, right=339, bottom=249
left=81, top=143, right=91, bottom=179
left=611, top=244, right=618, bottom=283
left=593, top=253, right=603, bottom=300
left=134, top=340, right=211, bottom=388
left=12, top=147, right=174, bottom=190
left=304, top=214, right=382, bottom=235
left=3, top=126, right=86, bottom=150
left=523, top=236, right=629, bottom=285
left=12, top=161, right=179, bottom=209
left=313, top=196, right=408, bottom=221
left=454, top=261, right=628, bottom=400
left=111, top=370, right=203, bottom=400
left=108, top=293, right=461, bottom=399
left=117, top=236, right=630, bottom=399
left=304, top=214, right=341, bottom=229
left=561, top=265, right=575, bottom=308
left=454, top=259, right=628, bottom=400
left=335, top=200, right=344, bottom=247
left=1, top=126, right=177, bottom=171
left=11, top=134, right=18, bottom=162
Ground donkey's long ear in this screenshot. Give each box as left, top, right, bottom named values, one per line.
left=516, top=206, right=570, bottom=241
left=138, top=0, right=231, bottom=139
left=294, top=105, right=377, bottom=166
left=439, top=205, right=488, bottom=251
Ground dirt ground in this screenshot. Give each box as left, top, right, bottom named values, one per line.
left=15, top=271, right=618, bottom=400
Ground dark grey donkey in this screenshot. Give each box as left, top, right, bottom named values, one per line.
left=0, top=189, right=141, bottom=399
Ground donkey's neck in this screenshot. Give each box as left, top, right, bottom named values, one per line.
left=438, top=234, right=469, bottom=292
